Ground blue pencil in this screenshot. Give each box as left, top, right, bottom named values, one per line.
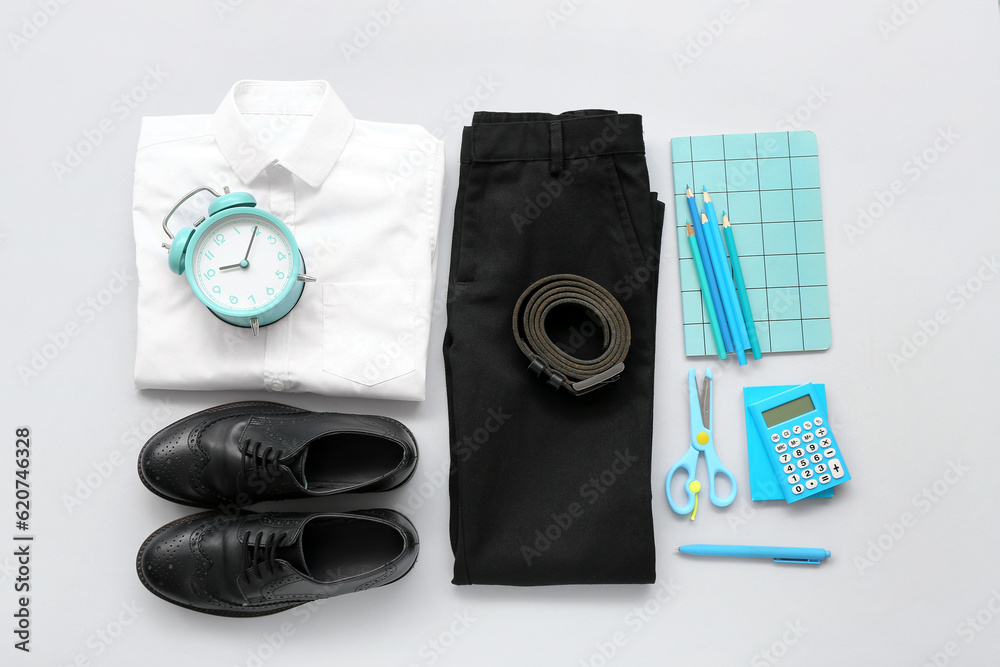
left=686, top=186, right=734, bottom=354
left=703, top=188, right=751, bottom=352
left=701, top=212, right=747, bottom=366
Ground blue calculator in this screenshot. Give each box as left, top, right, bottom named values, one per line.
left=747, top=383, right=850, bottom=503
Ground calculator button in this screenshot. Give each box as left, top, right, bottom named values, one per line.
left=793, top=448, right=805, bottom=458
left=806, top=443, right=818, bottom=453
left=805, top=479, right=818, bottom=490
left=816, top=427, right=828, bottom=437
left=813, top=417, right=823, bottom=426
left=824, top=448, right=836, bottom=458
left=792, top=425, right=802, bottom=435
left=781, top=429, right=791, bottom=439
left=797, top=458, right=809, bottom=468
left=819, top=473, right=832, bottom=484
left=771, top=433, right=781, bottom=443
left=775, top=443, right=787, bottom=453
left=820, top=438, right=832, bottom=447
left=802, top=468, right=813, bottom=479
left=802, top=433, right=814, bottom=443
left=815, top=463, right=827, bottom=474
left=789, top=438, right=801, bottom=447
left=803, top=421, right=813, bottom=430
left=784, top=463, right=796, bottom=474
left=792, top=484, right=804, bottom=495
left=830, top=459, right=845, bottom=478
left=779, top=453, right=792, bottom=464
left=811, top=453, right=822, bottom=463
left=787, top=474, right=800, bottom=484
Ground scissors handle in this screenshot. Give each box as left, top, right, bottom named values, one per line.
left=665, top=447, right=700, bottom=514
left=703, top=445, right=737, bottom=507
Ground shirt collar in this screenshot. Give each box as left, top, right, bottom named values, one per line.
left=212, top=80, right=355, bottom=188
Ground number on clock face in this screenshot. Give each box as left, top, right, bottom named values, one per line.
left=192, top=215, right=295, bottom=312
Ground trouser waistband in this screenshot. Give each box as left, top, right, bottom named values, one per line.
left=460, top=110, right=646, bottom=174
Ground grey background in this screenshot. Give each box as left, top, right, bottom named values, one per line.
left=2, top=1, right=999, bottom=665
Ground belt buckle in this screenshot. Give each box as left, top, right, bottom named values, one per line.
left=528, top=357, right=625, bottom=395
left=569, top=362, right=625, bottom=394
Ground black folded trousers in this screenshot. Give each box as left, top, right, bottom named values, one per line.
left=445, top=110, right=665, bottom=585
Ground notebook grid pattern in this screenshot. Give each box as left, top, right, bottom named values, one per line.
left=671, top=131, right=832, bottom=356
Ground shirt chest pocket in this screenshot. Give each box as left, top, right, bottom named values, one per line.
left=322, top=281, right=417, bottom=386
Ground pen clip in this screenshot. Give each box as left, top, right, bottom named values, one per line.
left=772, top=558, right=822, bottom=565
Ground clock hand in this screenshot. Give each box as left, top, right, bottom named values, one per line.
left=217, top=226, right=259, bottom=271
left=242, top=226, right=258, bottom=262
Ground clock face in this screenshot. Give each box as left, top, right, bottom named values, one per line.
left=190, top=214, right=296, bottom=314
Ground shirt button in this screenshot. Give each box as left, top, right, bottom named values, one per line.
left=270, top=380, right=284, bottom=392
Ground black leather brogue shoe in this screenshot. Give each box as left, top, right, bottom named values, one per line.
left=137, top=402, right=417, bottom=507
left=137, top=509, right=419, bottom=616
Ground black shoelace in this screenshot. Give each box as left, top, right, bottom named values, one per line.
left=243, top=530, right=289, bottom=583
left=241, top=439, right=285, bottom=485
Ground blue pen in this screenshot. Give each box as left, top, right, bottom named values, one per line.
left=686, top=187, right=734, bottom=354
left=679, top=544, right=831, bottom=565
left=703, top=188, right=751, bottom=352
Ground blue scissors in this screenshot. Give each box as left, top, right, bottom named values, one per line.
left=666, top=368, right=737, bottom=517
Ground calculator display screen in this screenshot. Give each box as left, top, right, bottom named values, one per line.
left=762, top=395, right=815, bottom=428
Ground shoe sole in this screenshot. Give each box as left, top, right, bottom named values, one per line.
left=135, top=510, right=419, bottom=618
left=136, top=402, right=420, bottom=507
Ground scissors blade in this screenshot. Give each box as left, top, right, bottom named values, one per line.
left=699, top=375, right=711, bottom=429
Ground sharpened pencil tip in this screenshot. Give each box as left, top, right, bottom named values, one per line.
left=702, top=186, right=707, bottom=192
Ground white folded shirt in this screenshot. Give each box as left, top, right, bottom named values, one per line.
left=132, top=80, right=445, bottom=400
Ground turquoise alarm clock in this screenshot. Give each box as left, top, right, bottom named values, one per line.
left=161, top=186, right=314, bottom=335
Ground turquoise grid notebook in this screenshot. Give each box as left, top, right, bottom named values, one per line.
left=671, top=131, right=832, bottom=356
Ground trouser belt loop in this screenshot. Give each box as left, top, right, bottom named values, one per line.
left=549, top=120, right=564, bottom=175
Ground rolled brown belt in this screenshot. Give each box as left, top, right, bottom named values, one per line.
left=512, top=274, right=630, bottom=396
